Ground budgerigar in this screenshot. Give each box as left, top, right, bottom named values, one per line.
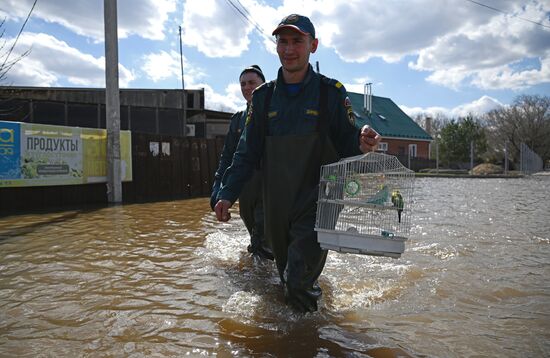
left=366, top=184, right=389, bottom=205
left=391, top=190, right=404, bottom=223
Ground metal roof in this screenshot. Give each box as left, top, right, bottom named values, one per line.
left=348, top=92, right=433, bottom=141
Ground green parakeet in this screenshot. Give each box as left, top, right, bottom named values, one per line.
left=391, top=190, right=404, bottom=223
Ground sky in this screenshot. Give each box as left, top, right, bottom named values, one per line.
left=1, top=0, right=549, bottom=119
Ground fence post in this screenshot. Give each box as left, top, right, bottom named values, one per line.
left=470, top=140, right=474, bottom=171
left=504, top=140, right=508, bottom=174
left=520, top=143, right=524, bottom=173
left=435, top=137, right=439, bottom=173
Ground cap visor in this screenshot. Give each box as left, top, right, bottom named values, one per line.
left=272, top=24, right=309, bottom=36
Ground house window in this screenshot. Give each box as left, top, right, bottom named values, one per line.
left=378, top=142, right=388, bottom=152
left=409, top=144, right=417, bottom=158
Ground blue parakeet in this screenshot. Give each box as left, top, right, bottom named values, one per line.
left=391, top=190, right=404, bottom=223
left=366, top=184, right=389, bottom=205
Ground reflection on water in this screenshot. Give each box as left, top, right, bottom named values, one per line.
left=0, top=177, right=549, bottom=357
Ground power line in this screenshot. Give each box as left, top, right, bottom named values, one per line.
left=224, top=0, right=275, bottom=43
left=222, top=0, right=251, bottom=29
left=464, top=0, right=550, bottom=29
left=225, top=0, right=270, bottom=39
left=234, top=0, right=257, bottom=24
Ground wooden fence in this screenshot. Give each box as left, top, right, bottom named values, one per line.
left=0, top=133, right=225, bottom=215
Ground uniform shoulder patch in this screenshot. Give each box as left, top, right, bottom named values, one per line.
left=245, top=103, right=253, bottom=126
left=321, top=75, right=346, bottom=92
left=344, top=95, right=356, bottom=126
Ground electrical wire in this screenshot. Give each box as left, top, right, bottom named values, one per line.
left=223, top=0, right=275, bottom=43
left=464, top=0, right=550, bottom=29
left=225, top=0, right=271, bottom=39
left=234, top=0, right=261, bottom=27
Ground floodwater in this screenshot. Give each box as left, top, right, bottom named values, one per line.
left=0, top=177, right=549, bottom=357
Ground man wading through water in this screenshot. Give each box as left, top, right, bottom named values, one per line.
left=211, top=65, right=273, bottom=260
left=214, top=14, right=381, bottom=312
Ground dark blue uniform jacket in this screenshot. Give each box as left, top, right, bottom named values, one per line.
left=219, top=65, right=361, bottom=203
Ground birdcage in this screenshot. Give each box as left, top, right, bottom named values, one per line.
left=315, top=152, right=415, bottom=258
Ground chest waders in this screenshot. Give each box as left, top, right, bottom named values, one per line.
left=238, top=168, right=272, bottom=260
left=261, top=80, right=338, bottom=312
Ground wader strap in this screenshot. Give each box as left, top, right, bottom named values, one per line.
left=256, top=81, right=274, bottom=170
left=318, top=75, right=329, bottom=136
left=262, top=81, right=275, bottom=138
left=258, top=77, right=329, bottom=166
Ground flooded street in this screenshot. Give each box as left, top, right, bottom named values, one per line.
left=1, top=177, right=549, bottom=357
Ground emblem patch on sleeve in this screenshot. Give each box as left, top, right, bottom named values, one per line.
left=245, top=104, right=253, bottom=126
left=344, top=96, right=356, bottom=125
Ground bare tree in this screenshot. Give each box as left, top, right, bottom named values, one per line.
left=0, top=2, right=37, bottom=123
left=0, top=0, right=37, bottom=84
left=412, top=113, right=451, bottom=162
left=0, top=19, right=27, bottom=83
left=485, top=95, right=550, bottom=166
left=412, top=113, right=449, bottom=136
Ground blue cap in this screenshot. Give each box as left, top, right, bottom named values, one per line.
left=272, top=14, right=315, bottom=38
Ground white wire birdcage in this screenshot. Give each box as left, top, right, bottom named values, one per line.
left=315, top=152, right=415, bottom=258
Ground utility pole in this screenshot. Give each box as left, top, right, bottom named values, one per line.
left=179, top=26, right=187, bottom=137
left=104, top=0, right=122, bottom=203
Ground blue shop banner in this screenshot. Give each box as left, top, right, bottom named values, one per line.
left=0, top=121, right=21, bottom=180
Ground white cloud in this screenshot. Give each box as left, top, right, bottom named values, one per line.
left=0, top=0, right=176, bottom=41
left=471, top=56, right=550, bottom=90
left=140, top=49, right=211, bottom=92
left=344, top=76, right=376, bottom=95
left=139, top=49, right=247, bottom=111
left=142, top=50, right=183, bottom=82
left=200, top=82, right=245, bottom=112
left=400, top=95, right=504, bottom=119
left=181, top=0, right=310, bottom=58
left=5, top=33, right=135, bottom=87
left=400, top=105, right=450, bottom=120
left=449, top=95, right=504, bottom=117
left=409, top=1, right=550, bottom=90
left=182, top=0, right=253, bottom=57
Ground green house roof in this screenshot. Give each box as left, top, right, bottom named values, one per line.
left=348, top=92, right=433, bottom=141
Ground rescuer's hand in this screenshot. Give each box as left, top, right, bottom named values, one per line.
left=359, top=125, right=381, bottom=153
left=214, top=199, right=232, bottom=222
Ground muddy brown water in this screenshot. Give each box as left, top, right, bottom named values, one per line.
left=0, top=177, right=549, bottom=357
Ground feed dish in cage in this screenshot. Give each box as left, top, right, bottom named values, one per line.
left=315, top=152, right=415, bottom=258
